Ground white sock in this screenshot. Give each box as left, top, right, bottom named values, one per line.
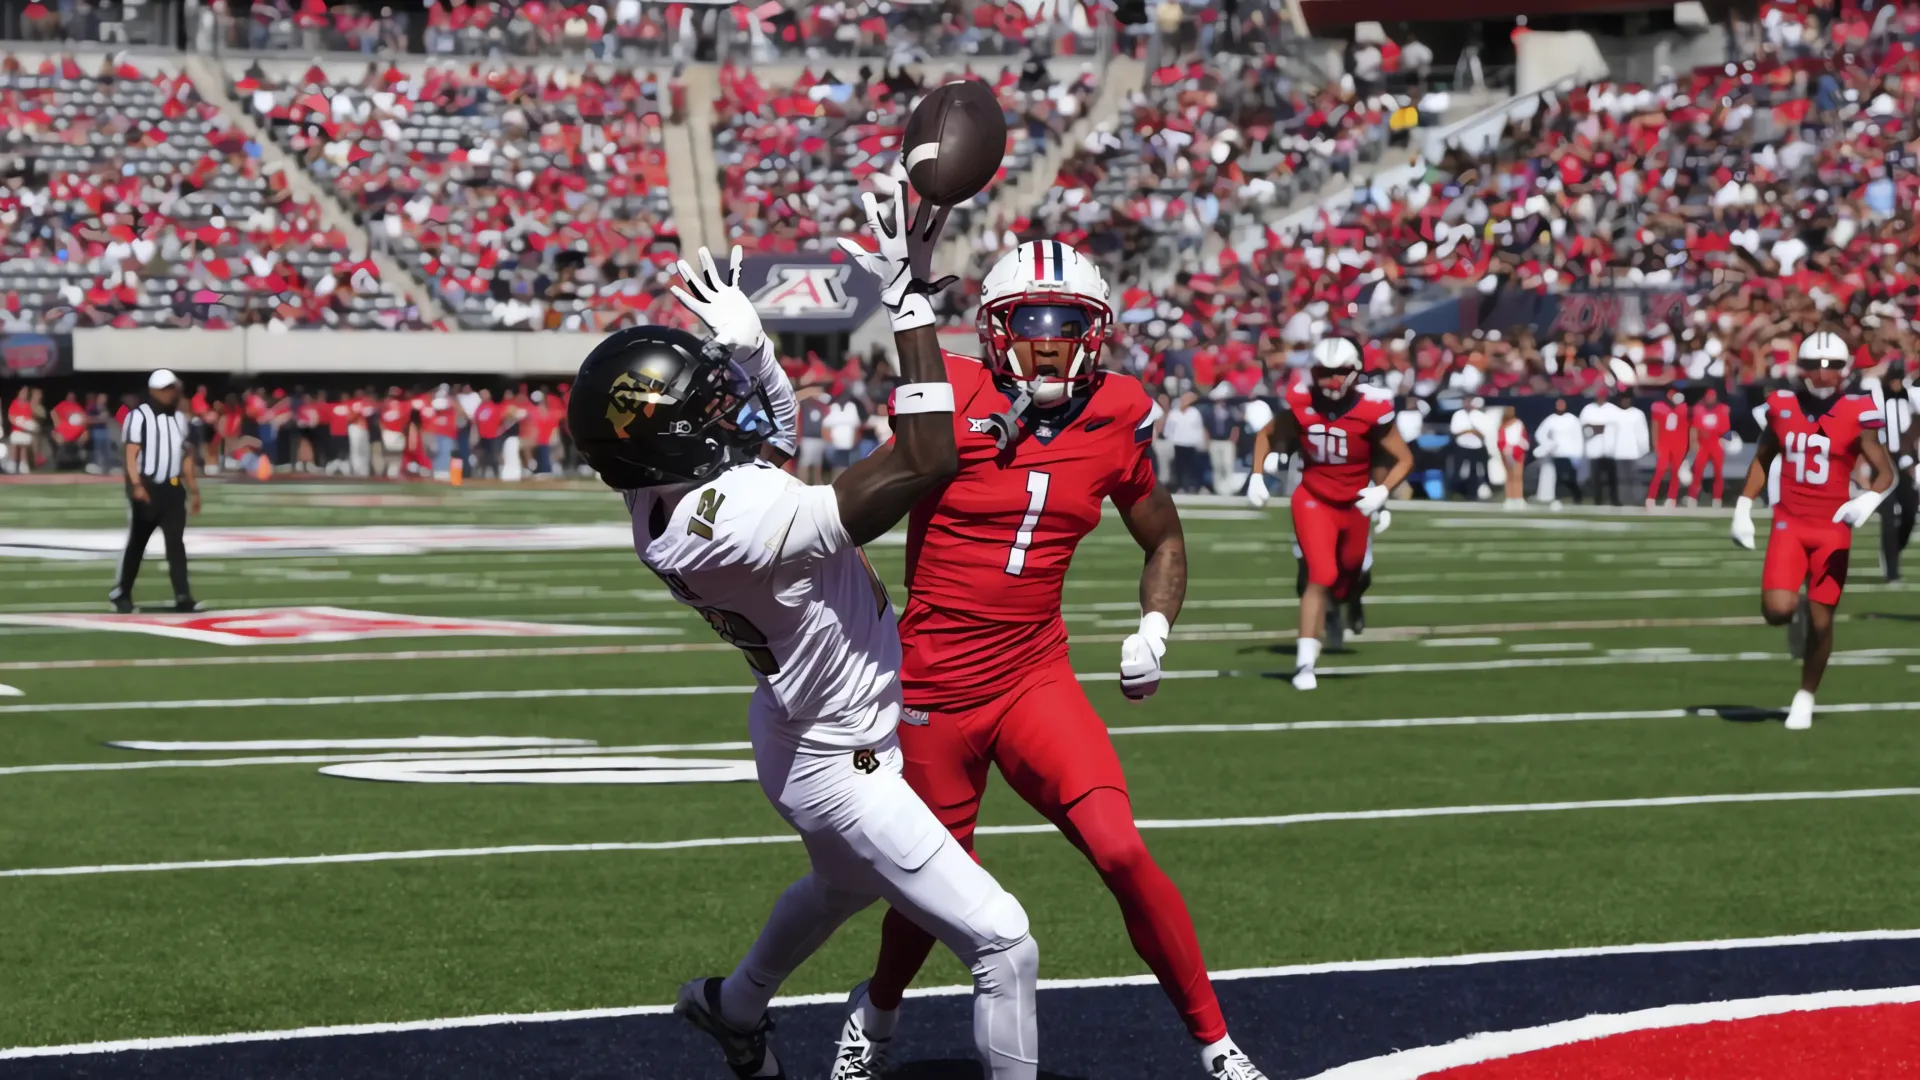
left=1200, top=1034, right=1241, bottom=1069
left=1792, top=689, right=1815, bottom=711
left=857, top=993, right=899, bottom=1041
left=1296, top=637, right=1322, bottom=672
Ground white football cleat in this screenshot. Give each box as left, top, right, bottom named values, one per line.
left=1206, top=1045, right=1270, bottom=1079
left=830, top=982, right=890, bottom=1080
left=1292, top=668, right=1317, bottom=691
left=1785, top=690, right=1814, bottom=731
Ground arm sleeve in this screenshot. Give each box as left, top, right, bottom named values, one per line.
left=774, top=482, right=853, bottom=563
left=1112, top=440, right=1159, bottom=509
left=738, top=337, right=798, bottom=456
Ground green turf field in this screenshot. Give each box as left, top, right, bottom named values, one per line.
left=2, top=480, right=1918, bottom=1053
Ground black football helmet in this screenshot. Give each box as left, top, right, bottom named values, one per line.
left=569, top=326, right=774, bottom=489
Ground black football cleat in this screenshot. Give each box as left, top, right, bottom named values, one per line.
left=1345, top=597, right=1366, bottom=636
left=173, top=597, right=202, bottom=613
left=108, top=592, right=134, bottom=614
left=675, top=977, right=784, bottom=1079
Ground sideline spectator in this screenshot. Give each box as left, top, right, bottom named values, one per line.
left=1162, top=389, right=1208, bottom=493
left=1533, top=397, right=1585, bottom=507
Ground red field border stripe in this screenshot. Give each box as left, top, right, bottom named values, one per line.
left=1302, top=985, right=1920, bottom=1080
left=6, top=787, right=1920, bottom=878
left=4, top=931, right=1918, bottom=1060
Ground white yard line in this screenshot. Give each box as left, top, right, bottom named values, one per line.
left=1510, top=642, right=1592, bottom=653
left=0, top=741, right=753, bottom=776
left=1420, top=637, right=1500, bottom=648
left=10, top=700, right=1920, bottom=776
left=5, top=927, right=1915, bottom=1059
left=5, top=787, right=1917, bottom=880
left=1319, top=648, right=1920, bottom=677
left=0, top=686, right=757, bottom=715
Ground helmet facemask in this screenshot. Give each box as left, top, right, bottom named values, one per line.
left=1794, top=355, right=1848, bottom=400
left=980, top=297, right=1111, bottom=406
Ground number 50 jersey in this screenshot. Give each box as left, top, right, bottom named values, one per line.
left=899, top=353, right=1159, bottom=711
left=1285, top=379, right=1397, bottom=506
left=1764, top=389, right=1884, bottom=523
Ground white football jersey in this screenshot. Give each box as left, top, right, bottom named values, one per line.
left=625, top=461, right=901, bottom=751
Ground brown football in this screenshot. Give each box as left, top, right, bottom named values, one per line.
left=902, top=79, right=1008, bottom=206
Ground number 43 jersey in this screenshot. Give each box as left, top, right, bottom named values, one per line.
left=1764, top=389, right=1884, bottom=523
left=899, top=353, right=1158, bottom=711
left=625, top=461, right=901, bottom=752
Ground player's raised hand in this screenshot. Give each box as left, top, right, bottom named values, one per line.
left=669, top=245, right=765, bottom=352
left=836, top=165, right=954, bottom=331
left=1119, top=612, right=1170, bottom=702
left=1372, top=508, right=1392, bottom=535
left=1355, top=484, right=1390, bottom=517
left=1730, top=495, right=1756, bottom=549
left=1246, top=473, right=1270, bottom=508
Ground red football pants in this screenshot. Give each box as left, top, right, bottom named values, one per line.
left=867, top=660, right=1226, bottom=1043
left=1291, top=493, right=1369, bottom=601
left=1763, top=513, right=1852, bottom=606
left=1647, top=447, right=1688, bottom=504
left=1687, top=446, right=1726, bottom=503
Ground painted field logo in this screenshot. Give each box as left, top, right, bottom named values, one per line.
left=0, top=607, right=669, bottom=645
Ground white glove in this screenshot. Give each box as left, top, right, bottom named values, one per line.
left=1372, top=507, right=1392, bottom=535
left=1833, top=488, right=1889, bottom=528
left=835, top=165, right=954, bottom=332
left=1119, top=611, right=1169, bottom=702
left=670, top=245, right=765, bottom=352
left=1247, top=473, right=1270, bottom=508
left=1354, top=484, right=1389, bottom=516
left=1730, top=495, right=1756, bottom=550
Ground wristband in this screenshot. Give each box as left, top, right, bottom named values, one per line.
left=889, top=292, right=937, bottom=332
left=891, top=382, right=955, bottom=414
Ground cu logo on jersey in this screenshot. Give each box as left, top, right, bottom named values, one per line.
left=851, top=748, right=880, bottom=774
left=751, top=265, right=857, bottom=319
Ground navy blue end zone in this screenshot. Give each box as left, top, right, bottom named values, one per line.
left=7, top=936, right=1919, bottom=1079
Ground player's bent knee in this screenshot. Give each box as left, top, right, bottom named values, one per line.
left=956, top=884, right=1032, bottom=962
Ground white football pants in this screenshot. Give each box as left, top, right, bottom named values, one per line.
left=721, top=698, right=1039, bottom=1079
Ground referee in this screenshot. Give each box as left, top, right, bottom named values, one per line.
left=1873, top=365, right=1919, bottom=582
left=109, top=370, right=200, bottom=613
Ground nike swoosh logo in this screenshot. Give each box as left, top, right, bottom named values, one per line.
left=1084, top=417, right=1112, bottom=432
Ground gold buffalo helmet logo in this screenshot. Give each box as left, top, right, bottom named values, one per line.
left=851, top=748, right=879, bottom=774
left=606, top=365, right=678, bottom=440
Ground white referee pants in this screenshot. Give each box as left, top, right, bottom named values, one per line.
left=724, top=696, right=1039, bottom=1078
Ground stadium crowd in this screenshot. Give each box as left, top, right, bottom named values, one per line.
left=714, top=58, right=1097, bottom=256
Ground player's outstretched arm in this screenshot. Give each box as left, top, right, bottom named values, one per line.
left=669, top=244, right=799, bottom=465
left=831, top=168, right=958, bottom=546
left=1247, top=406, right=1299, bottom=508
left=1834, top=430, right=1896, bottom=527
left=1116, top=482, right=1185, bottom=701
left=1731, top=428, right=1780, bottom=549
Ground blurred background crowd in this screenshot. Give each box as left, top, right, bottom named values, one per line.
left=3, top=0, right=1918, bottom=514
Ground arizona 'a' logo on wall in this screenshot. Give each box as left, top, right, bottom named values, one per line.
left=751, top=265, right=858, bottom=319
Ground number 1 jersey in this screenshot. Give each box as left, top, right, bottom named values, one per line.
left=1764, top=389, right=1883, bottom=522
left=900, top=353, right=1159, bottom=711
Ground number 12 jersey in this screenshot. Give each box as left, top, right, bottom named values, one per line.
left=900, top=353, right=1159, bottom=711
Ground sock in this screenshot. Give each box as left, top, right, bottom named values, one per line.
left=1200, top=1034, right=1241, bottom=1069
left=867, top=905, right=938, bottom=1011
left=1296, top=636, right=1322, bottom=673
left=856, top=986, right=899, bottom=1041
left=1792, top=689, right=1815, bottom=711
left=719, top=970, right=775, bottom=1031
left=1063, top=789, right=1226, bottom=1044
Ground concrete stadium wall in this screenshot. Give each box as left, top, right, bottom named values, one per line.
left=71, top=329, right=606, bottom=376
left=1515, top=31, right=1609, bottom=95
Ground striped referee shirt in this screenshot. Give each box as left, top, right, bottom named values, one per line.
left=123, top=403, right=190, bottom=482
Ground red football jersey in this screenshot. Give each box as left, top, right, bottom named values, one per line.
left=1765, top=390, right=1883, bottom=521
left=899, top=353, right=1158, bottom=709
left=1651, top=400, right=1691, bottom=451
left=1285, top=381, right=1395, bottom=505
left=1692, top=402, right=1731, bottom=442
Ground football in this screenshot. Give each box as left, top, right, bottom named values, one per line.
left=902, top=79, right=1007, bottom=206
